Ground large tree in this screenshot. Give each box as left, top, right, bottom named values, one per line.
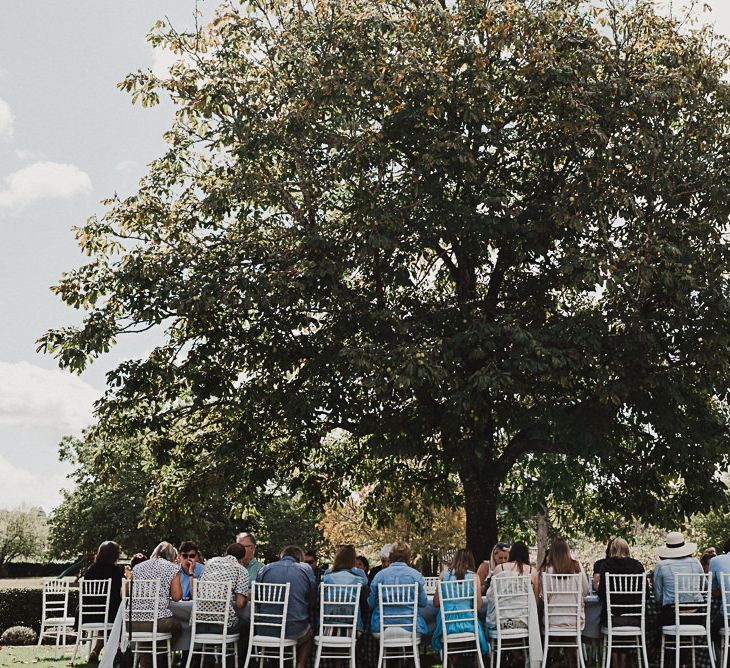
left=41, top=0, right=730, bottom=560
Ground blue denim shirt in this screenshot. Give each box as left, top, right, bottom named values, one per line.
left=367, top=562, right=428, bottom=635
left=323, top=567, right=368, bottom=631
left=653, top=557, right=704, bottom=606
left=257, top=556, right=317, bottom=638
left=179, top=562, right=204, bottom=600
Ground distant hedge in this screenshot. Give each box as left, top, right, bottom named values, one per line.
left=0, top=588, right=78, bottom=635
left=2, top=562, right=75, bottom=578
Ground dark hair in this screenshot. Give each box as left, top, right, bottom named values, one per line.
left=548, top=538, right=580, bottom=574
left=509, top=542, right=530, bottom=575
left=605, top=538, right=615, bottom=560
left=130, top=553, right=148, bottom=568
left=281, top=545, right=304, bottom=561
left=95, top=541, right=120, bottom=565
left=389, top=541, right=411, bottom=564
left=332, top=545, right=356, bottom=571
left=450, top=548, right=476, bottom=580
left=304, top=550, right=317, bottom=560
left=226, top=543, right=246, bottom=560
left=179, top=540, right=198, bottom=555
left=356, top=555, right=370, bottom=573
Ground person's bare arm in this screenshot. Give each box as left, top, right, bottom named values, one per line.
left=474, top=573, right=483, bottom=610
left=235, top=593, right=245, bottom=609
left=171, top=573, right=183, bottom=602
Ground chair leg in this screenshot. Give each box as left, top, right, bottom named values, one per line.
left=675, top=636, right=681, bottom=668
left=606, top=634, right=612, bottom=668
left=152, top=640, right=158, bottom=668
left=660, top=635, right=666, bottom=668
left=413, top=639, right=421, bottom=668
left=541, top=636, right=549, bottom=668
left=692, top=636, right=697, bottom=668
left=314, top=641, right=323, bottom=668
left=578, top=636, right=586, bottom=668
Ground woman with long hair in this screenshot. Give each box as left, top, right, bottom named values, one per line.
left=476, top=542, right=510, bottom=593
left=486, top=542, right=543, bottom=668
left=539, top=538, right=589, bottom=668
left=323, top=544, right=368, bottom=632
left=432, top=548, right=488, bottom=660
left=82, top=541, right=124, bottom=662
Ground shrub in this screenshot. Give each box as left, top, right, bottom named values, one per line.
left=0, top=625, right=38, bottom=645
left=0, top=587, right=78, bottom=635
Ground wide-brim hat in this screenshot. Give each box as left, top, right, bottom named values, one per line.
left=656, top=531, right=697, bottom=558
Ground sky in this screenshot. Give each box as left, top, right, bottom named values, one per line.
left=1, top=1, right=730, bottom=513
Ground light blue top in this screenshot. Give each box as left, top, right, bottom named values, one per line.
left=368, top=562, right=428, bottom=635
left=709, top=553, right=730, bottom=600
left=247, top=558, right=264, bottom=582
left=432, top=570, right=487, bottom=654
left=323, top=567, right=368, bottom=631
left=179, top=562, right=204, bottom=600
left=654, top=557, right=704, bottom=606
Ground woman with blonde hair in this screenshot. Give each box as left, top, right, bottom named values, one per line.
left=476, top=542, right=510, bottom=593
left=596, top=538, right=645, bottom=668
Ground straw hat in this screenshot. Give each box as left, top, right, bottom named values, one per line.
left=656, top=531, right=697, bottom=559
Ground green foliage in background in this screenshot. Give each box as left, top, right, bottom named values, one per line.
left=41, top=0, right=730, bottom=561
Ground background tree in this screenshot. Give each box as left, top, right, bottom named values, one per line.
left=41, top=0, right=730, bottom=561
left=0, top=507, right=47, bottom=575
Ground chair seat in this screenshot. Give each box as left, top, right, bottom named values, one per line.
left=44, top=617, right=76, bottom=626
left=444, top=632, right=478, bottom=642
left=601, top=626, right=642, bottom=635
left=314, top=635, right=357, bottom=646
left=131, top=632, right=173, bottom=642
left=252, top=635, right=297, bottom=647
left=661, top=625, right=708, bottom=635
left=488, top=627, right=529, bottom=639
left=79, top=623, right=111, bottom=631
left=193, top=633, right=240, bottom=643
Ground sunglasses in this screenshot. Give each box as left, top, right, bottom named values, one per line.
left=181, top=553, right=197, bottom=559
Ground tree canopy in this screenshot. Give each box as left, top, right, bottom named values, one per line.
left=41, top=0, right=730, bottom=560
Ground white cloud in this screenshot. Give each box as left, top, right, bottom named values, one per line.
left=0, top=361, right=100, bottom=433
left=0, top=454, right=68, bottom=511
left=0, top=97, right=14, bottom=140
left=0, top=160, right=92, bottom=209
left=15, top=148, right=34, bottom=161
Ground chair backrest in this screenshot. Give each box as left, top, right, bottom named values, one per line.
left=542, top=573, right=582, bottom=633
left=424, top=577, right=439, bottom=596
left=122, top=579, right=162, bottom=634
left=605, top=573, right=646, bottom=629
left=250, top=581, right=291, bottom=642
left=438, top=577, right=480, bottom=641
left=492, top=574, right=530, bottom=631
left=192, top=580, right=233, bottom=630
left=42, top=579, right=71, bottom=622
left=79, top=578, right=112, bottom=626
left=319, top=583, right=360, bottom=637
left=378, top=583, right=418, bottom=637
left=719, top=573, right=730, bottom=631
left=672, top=573, right=710, bottom=628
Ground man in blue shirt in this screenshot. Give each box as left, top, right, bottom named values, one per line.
left=708, top=538, right=730, bottom=639
left=178, top=540, right=204, bottom=600
left=256, top=545, right=316, bottom=668
left=368, top=541, right=429, bottom=636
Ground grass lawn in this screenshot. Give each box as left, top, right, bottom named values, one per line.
left=0, top=646, right=90, bottom=668
left=0, top=579, right=45, bottom=590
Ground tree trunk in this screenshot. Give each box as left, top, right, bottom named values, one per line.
left=535, top=511, right=551, bottom=569
left=461, top=468, right=498, bottom=563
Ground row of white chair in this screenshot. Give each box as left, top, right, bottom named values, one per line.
left=35, top=571, right=730, bottom=668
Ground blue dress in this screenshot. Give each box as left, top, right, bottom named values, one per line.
left=431, top=570, right=489, bottom=655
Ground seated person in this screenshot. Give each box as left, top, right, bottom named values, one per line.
left=323, top=544, right=369, bottom=632
left=83, top=541, right=124, bottom=662
left=130, top=542, right=183, bottom=644
left=177, top=540, right=204, bottom=601
left=367, top=541, right=428, bottom=637
left=196, top=543, right=250, bottom=635
left=653, top=532, right=703, bottom=636
left=256, top=545, right=316, bottom=668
